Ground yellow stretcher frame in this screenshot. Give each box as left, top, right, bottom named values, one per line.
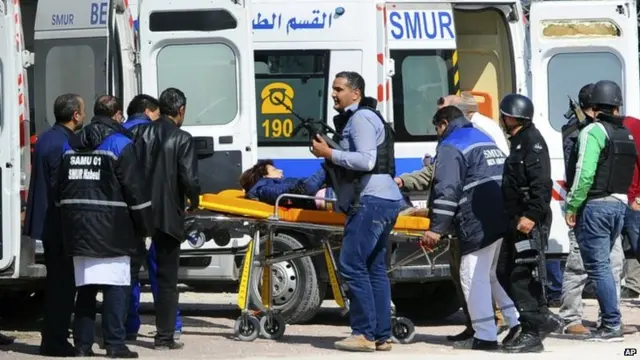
left=192, top=192, right=450, bottom=343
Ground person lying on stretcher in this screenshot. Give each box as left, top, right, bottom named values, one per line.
left=239, top=159, right=332, bottom=210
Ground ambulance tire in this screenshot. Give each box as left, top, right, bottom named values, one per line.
left=393, top=281, right=461, bottom=321
left=248, top=233, right=323, bottom=324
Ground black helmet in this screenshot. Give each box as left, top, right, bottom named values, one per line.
left=578, top=83, right=595, bottom=108
left=499, top=93, right=534, bottom=121
left=590, top=80, right=622, bottom=107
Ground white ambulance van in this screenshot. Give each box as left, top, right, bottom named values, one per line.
left=227, top=0, right=640, bottom=324
left=0, top=0, right=258, bottom=315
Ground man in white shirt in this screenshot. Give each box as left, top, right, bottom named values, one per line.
left=440, top=93, right=510, bottom=155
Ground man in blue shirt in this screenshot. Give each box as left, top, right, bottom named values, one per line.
left=311, top=71, right=405, bottom=352
left=24, top=94, right=86, bottom=356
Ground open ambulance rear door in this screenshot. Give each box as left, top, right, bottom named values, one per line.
left=529, top=0, right=640, bottom=254
left=385, top=1, right=457, bottom=175
left=0, top=0, right=40, bottom=278
left=137, top=0, right=258, bottom=194
left=34, top=0, right=136, bottom=134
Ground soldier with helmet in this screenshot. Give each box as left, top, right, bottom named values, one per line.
left=564, top=80, right=637, bottom=342
left=499, top=93, right=563, bottom=353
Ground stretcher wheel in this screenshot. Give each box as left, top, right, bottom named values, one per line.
left=234, top=315, right=260, bottom=342
left=259, top=313, right=286, bottom=340
left=391, top=316, right=415, bottom=344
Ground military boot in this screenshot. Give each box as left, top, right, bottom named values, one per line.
left=501, top=324, right=522, bottom=347
left=502, top=332, right=544, bottom=353
left=540, top=312, right=563, bottom=339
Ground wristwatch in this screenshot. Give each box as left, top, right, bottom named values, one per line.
left=635, top=197, right=640, bottom=205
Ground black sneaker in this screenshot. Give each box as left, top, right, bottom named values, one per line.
left=0, top=333, right=14, bottom=346
left=502, top=332, right=544, bottom=353
left=621, top=287, right=640, bottom=299
left=154, top=340, right=185, bottom=350
left=106, top=346, right=139, bottom=359
left=453, top=337, right=499, bottom=351
left=501, top=325, right=521, bottom=347
left=585, top=327, right=624, bottom=343
left=446, top=327, right=474, bottom=342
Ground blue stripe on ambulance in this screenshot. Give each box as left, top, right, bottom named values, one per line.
left=267, top=158, right=424, bottom=179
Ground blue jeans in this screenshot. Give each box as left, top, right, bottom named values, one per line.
left=125, top=241, right=183, bottom=334
left=575, top=198, right=626, bottom=330
left=546, top=260, right=564, bottom=301
left=339, top=196, right=403, bottom=342
left=623, top=206, right=640, bottom=254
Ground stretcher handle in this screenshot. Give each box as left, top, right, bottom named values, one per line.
left=272, top=193, right=338, bottom=219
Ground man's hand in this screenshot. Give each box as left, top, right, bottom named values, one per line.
left=565, top=212, right=576, bottom=228
left=394, top=177, right=404, bottom=187
left=311, top=135, right=332, bottom=159
left=421, top=230, right=441, bottom=250
left=632, top=201, right=640, bottom=211
left=516, top=216, right=535, bottom=234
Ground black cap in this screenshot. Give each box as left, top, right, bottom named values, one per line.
left=499, top=93, right=534, bottom=121
left=578, top=83, right=594, bottom=108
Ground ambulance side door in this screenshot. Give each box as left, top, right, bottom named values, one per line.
left=529, top=0, right=639, bottom=254
left=0, top=0, right=20, bottom=272
left=138, top=0, right=258, bottom=194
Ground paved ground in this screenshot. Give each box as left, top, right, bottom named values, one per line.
left=0, top=289, right=639, bottom=359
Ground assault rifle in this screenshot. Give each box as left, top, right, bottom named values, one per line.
left=271, top=97, right=344, bottom=152
left=514, top=226, right=549, bottom=301
left=270, top=98, right=345, bottom=209
left=563, top=95, right=586, bottom=123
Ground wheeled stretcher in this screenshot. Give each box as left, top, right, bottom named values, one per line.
left=188, top=189, right=450, bottom=343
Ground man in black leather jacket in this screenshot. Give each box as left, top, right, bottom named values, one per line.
left=122, top=95, right=184, bottom=341
left=150, top=88, right=200, bottom=350
left=56, top=95, right=153, bottom=358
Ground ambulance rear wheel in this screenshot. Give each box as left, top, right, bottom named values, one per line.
left=391, top=317, right=415, bottom=344
left=248, top=233, right=322, bottom=324
left=234, top=315, right=260, bottom=342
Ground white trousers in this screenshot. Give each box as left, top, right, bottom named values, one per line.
left=460, top=238, right=520, bottom=341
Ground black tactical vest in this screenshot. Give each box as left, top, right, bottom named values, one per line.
left=329, top=103, right=395, bottom=211
left=587, top=119, right=637, bottom=199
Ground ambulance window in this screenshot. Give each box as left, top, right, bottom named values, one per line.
left=391, top=50, right=453, bottom=142
left=45, top=45, right=96, bottom=125
left=254, top=50, right=329, bottom=146
left=156, top=43, right=238, bottom=126
left=149, top=10, right=237, bottom=32
left=547, top=52, right=622, bottom=132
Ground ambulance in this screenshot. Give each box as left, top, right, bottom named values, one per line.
left=0, top=0, right=637, bottom=324
left=237, top=0, right=640, bottom=323
left=0, top=0, right=259, bottom=316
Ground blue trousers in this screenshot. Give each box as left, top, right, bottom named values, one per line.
left=125, top=241, right=183, bottom=335
left=575, top=198, right=626, bottom=330
left=546, top=260, right=564, bottom=301
left=338, top=196, right=403, bottom=342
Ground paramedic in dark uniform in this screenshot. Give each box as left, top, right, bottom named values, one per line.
left=151, top=88, right=200, bottom=350
left=122, top=94, right=183, bottom=341
left=311, top=71, right=405, bottom=352
left=422, top=105, right=516, bottom=352
left=57, top=95, right=153, bottom=358
left=24, top=93, right=86, bottom=357
left=564, top=80, right=637, bottom=342
left=499, top=93, right=563, bottom=353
